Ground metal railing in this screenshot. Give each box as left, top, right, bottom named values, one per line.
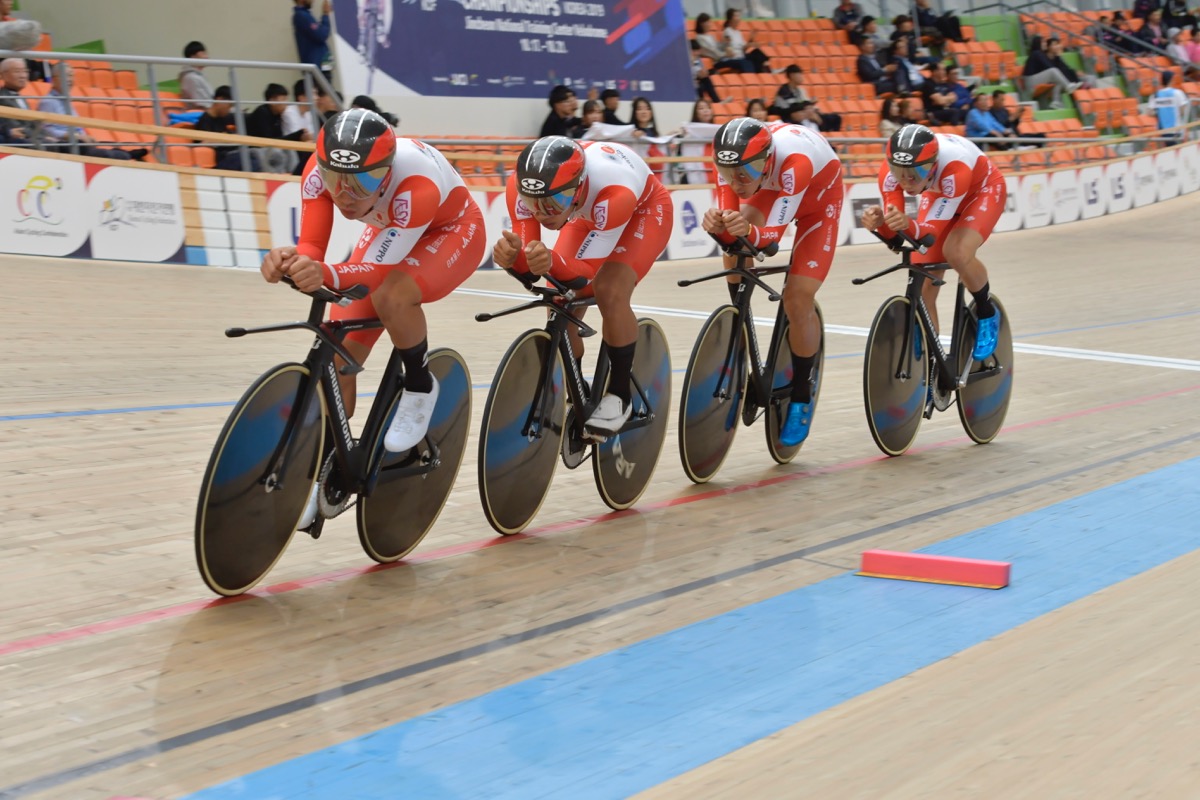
left=0, top=48, right=341, bottom=171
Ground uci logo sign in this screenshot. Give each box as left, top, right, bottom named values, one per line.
left=715, top=150, right=739, bottom=164
left=891, top=152, right=914, bottom=165
left=520, top=177, right=546, bottom=192
left=329, top=149, right=362, bottom=165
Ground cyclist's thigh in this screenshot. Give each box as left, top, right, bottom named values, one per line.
left=957, top=175, right=1006, bottom=245
left=397, top=205, right=488, bottom=303
left=611, top=185, right=674, bottom=282
left=786, top=163, right=844, bottom=282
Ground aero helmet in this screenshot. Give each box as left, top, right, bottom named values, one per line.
left=886, top=124, right=939, bottom=188
left=316, top=109, right=397, bottom=199
left=712, top=117, right=774, bottom=186
left=515, top=136, right=587, bottom=216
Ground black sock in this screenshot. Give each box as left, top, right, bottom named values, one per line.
left=790, top=351, right=817, bottom=403
left=727, top=281, right=740, bottom=304
left=399, top=339, right=433, bottom=393
left=606, top=342, right=636, bottom=404
left=971, top=283, right=996, bottom=319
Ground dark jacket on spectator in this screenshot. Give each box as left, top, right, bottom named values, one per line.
left=293, top=6, right=331, bottom=67
left=0, top=88, right=30, bottom=140
left=194, top=110, right=240, bottom=157
left=602, top=108, right=625, bottom=126
left=246, top=103, right=307, bottom=141
left=540, top=111, right=580, bottom=138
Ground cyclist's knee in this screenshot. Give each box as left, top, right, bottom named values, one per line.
left=374, top=272, right=422, bottom=315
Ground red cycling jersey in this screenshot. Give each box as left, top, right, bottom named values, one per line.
left=295, top=140, right=485, bottom=346
left=716, top=122, right=843, bottom=281
left=505, top=140, right=673, bottom=284
left=876, top=133, right=1006, bottom=264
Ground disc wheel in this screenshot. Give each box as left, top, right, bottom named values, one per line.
left=357, top=349, right=472, bottom=562
left=195, top=363, right=325, bottom=596
left=478, top=330, right=566, bottom=534
left=765, top=302, right=825, bottom=464
left=956, top=296, right=1014, bottom=445
left=863, top=297, right=929, bottom=457
left=594, top=318, right=672, bottom=509
left=677, top=305, right=749, bottom=484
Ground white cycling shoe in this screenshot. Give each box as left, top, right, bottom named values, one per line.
left=384, top=376, right=439, bottom=452
left=585, top=393, right=632, bottom=434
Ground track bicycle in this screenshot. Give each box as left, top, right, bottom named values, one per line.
left=676, top=236, right=825, bottom=484
left=195, top=278, right=472, bottom=596
left=855, top=230, right=1013, bottom=457
left=475, top=269, right=671, bottom=535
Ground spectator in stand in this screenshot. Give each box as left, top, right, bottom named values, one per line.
left=689, top=41, right=721, bottom=103
left=850, top=16, right=885, bottom=49
left=1132, top=0, right=1160, bottom=21
left=785, top=98, right=841, bottom=133
left=915, top=0, right=965, bottom=46
left=282, top=79, right=317, bottom=141
left=898, top=97, right=924, bottom=123
left=858, top=38, right=899, bottom=95
left=571, top=99, right=603, bottom=138
left=350, top=93, right=398, bottom=126
left=0, top=57, right=32, bottom=144
left=945, top=66, right=974, bottom=113
left=1022, top=35, right=1082, bottom=109
left=1085, top=14, right=1110, bottom=40
left=879, top=96, right=904, bottom=136
left=990, top=89, right=1045, bottom=146
left=1137, top=9, right=1170, bottom=50
left=922, top=63, right=964, bottom=125
left=965, top=92, right=1010, bottom=148
left=1106, top=16, right=1145, bottom=54
left=540, top=84, right=579, bottom=137
left=194, top=84, right=258, bottom=171
left=1153, top=69, right=1191, bottom=139
left=888, top=37, right=926, bottom=94
left=1163, top=0, right=1197, bottom=32
left=832, top=0, right=865, bottom=34
left=179, top=41, right=215, bottom=109
left=37, top=63, right=146, bottom=160
left=292, top=0, right=332, bottom=79
left=769, top=64, right=810, bottom=116
left=890, top=16, right=919, bottom=59
left=745, top=97, right=769, bottom=121
left=600, top=88, right=625, bottom=124
left=1188, top=27, right=1200, bottom=63
left=694, top=13, right=754, bottom=73
left=313, top=83, right=339, bottom=121
left=1166, top=28, right=1200, bottom=79
left=723, top=8, right=771, bottom=73
left=0, top=0, right=14, bottom=19
left=692, top=98, right=715, bottom=124
left=247, top=83, right=311, bottom=142
left=630, top=96, right=660, bottom=137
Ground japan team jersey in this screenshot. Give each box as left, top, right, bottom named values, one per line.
left=716, top=121, right=841, bottom=249
left=877, top=133, right=999, bottom=240
left=295, top=138, right=475, bottom=267
left=507, top=140, right=664, bottom=279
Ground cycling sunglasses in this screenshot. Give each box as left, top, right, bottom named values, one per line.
left=888, top=162, right=935, bottom=184
left=715, top=156, right=768, bottom=187
left=519, top=184, right=579, bottom=218
left=320, top=164, right=392, bottom=200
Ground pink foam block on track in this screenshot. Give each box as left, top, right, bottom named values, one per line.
left=858, top=549, right=1011, bottom=589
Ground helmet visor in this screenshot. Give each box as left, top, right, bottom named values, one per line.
left=888, top=162, right=934, bottom=185
left=519, top=184, right=579, bottom=218
left=715, top=156, right=768, bottom=188
left=320, top=164, right=391, bottom=200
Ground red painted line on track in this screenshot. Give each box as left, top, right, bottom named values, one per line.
left=3, top=382, right=1197, bottom=659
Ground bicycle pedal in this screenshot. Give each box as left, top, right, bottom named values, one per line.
left=303, top=516, right=326, bottom=540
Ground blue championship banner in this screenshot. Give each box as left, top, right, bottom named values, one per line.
left=332, top=0, right=694, bottom=101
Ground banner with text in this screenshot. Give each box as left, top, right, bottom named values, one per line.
left=331, top=0, right=694, bottom=101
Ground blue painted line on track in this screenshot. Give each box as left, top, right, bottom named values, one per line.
left=182, top=456, right=1200, bottom=800
left=1, top=355, right=862, bottom=423
left=1018, top=308, right=1200, bottom=339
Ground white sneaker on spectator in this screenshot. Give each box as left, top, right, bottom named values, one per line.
left=1066, top=81, right=1083, bottom=92
left=384, top=376, right=439, bottom=452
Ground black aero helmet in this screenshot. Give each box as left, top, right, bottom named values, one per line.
left=316, top=109, right=397, bottom=199
left=886, top=124, right=939, bottom=169
left=515, top=135, right=587, bottom=215
left=712, top=117, right=774, bottom=185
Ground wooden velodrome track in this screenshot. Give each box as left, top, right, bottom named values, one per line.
left=2, top=193, right=1199, bottom=799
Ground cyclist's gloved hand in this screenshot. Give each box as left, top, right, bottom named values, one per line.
left=524, top=241, right=552, bottom=276
left=493, top=229, right=521, bottom=270
left=284, top=255, right=326, bottom=293
left=860, top=205, right=884, bottom=232
left=261, top=246, right=296, bottom=284
left=883, top=204, right=910, bottom=235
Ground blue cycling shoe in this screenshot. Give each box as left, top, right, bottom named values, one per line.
left=780, top=401, right=813, bottom=446
left=972, top=308, right=1001, bottom=361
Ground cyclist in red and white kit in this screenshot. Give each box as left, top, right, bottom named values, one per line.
left=702, top=117, right=844, bottom=447
left=491, top=136, right=673, bottom=434
left=860, top=124, right=1005, bottom=361
left=260, top=109, right=485, bottom=525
